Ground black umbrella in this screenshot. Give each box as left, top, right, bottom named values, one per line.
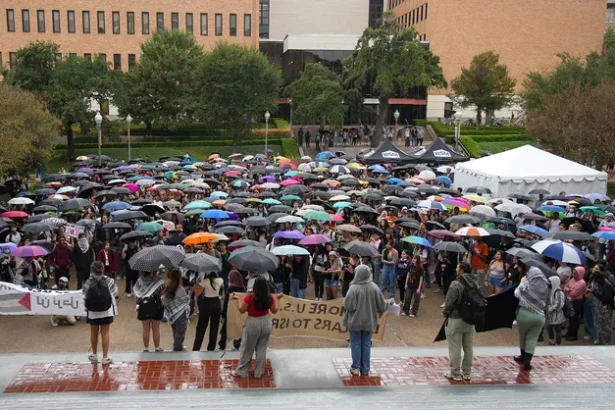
left=245, top=216, right=269, bottom=227
left=398, top=220, right=421, bottom=230
left=35, top=188, right=57, bottom=196
left=426, top=221, right=446, bottom=230
left=511, top=193, right=530, bottom=201
left=132, top=199, right=153, bottom=206
left=227, top=198, right=247, bottom=205
left=228, top=239, right=264, bottom=250
left=446, top=215, right=481, bottom=225
left=111, top=187, right=131, bottom=195
left=141, top=203, right=166, bottom=216
left=26, top=214, right=54, bottom=223
left=77, top=184, right=105, bottom=198
left=486, top=228, right=516, bottom=239
left=215, top=225, right=245, bottom=235
left=506, top=247, right=541, bottom=260
left=365, top=193, right=384, bottom=202
left=234, top=207, right=258, bottom=215
left=32, top=205, right=58, bottom=214
left=120, top=230, right=154, bottom=242
left=94, top=190, right=119, bottom=199
left=103, top=222, right=132, bottom=230
left=229, top=246, right=278, bottom=272
left=76, top=219, right=99, bottom=228
left=353, top=207, right=379, bottom=215
left=546, top=231, right=594, bottom=241
left=180, top=253, right=222, bottom=273
left=216, top=220, right=245, bottom=228
left=520, top=257, right=557, bottom=277
left=433, top=241, right=467, bottom=253
left=544, top=195, right=566, bottom=201
left=111, top=210, right=148, bottom=222
left=129, top=245, right=186, bottom=271
left=280, top=185, right=308, bottom=195
left=360, top=225, right=384, bottom=235
left=231, top=191, right=251, bottom=198
left=522, top=213, right=548, bottom=221
left=466, top=186, right=492, bottom=194
left=160, top=211, right=185, bottom=222
left=255, top=192, right=278, bottom=199
left=400, top=190, right=420, bottom=199
left=23, top=222, right=54, bottom=235
left=389, top=197, right=416, bottom=207
left=58, top=198, right=92, bottom=212
left=561, top=217, right=595, bottom=233
left=267, top=213, right=289, bottom=224
left=528, top=189, right=550, bottom=195
left=342, top=240, right=380, bottom=258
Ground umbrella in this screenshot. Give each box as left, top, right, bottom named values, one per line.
left=495, top=203, right=533, bottom=216
left=466, top=186, right=492, bottom=194
left=360, top=225, right=384, bottom=235
left=120, top=230, right=154, bottom=242
left=342, top=240, right=380, bottom=257
left=228, top=239, right=264, bottom=250
left=103, top=222, right=132, bottom=230
left=585, top=193, right=610, bottom=203
left=101, top=201, right=132, bottom=211
left=417, top=200, right=446, bottom=211
left=129, top=245, right=186, bottom=271
left=418, top=170, right=436, bottom=181
left=276, top=215, right=304, bottom=224
left=469, top=205, right=496, bottom=218
left=463, top=194, right=488, bottom=204
left=330, top=165, right=351, bottom=174
left=1, top=211, right=29, bottom=219
left=435, top=176, right=452, bottom=186
left=427, top=230, right=460, bottom=241
left=12, top=245, right=49, bottom=258
left=538, top=205, right=566, bottom=213
left=402, top=236, right=433, bottom=247
left=337, top=224, right=362, bottom=234
left=522, top=213, right=548, bottom=221
left=0, top=242, right=18, bottom=253
left=510, top=193, right=531, bottom=201
left=215, top=225, right=244, bottom=235
left=245, top=216, right=269, bottom=227
left=520, top=257, right=557, bottom=277
left=201, top=210, right=229, bottom=220
left=280, top=195, right=302, bottom=202
left=486, top=228, right=516, bottom=239
left=110, top=210, right=148, bottom=222
left=298, top=234, right=331, bottom=246
left=546, top=231, right=594, bottom=241
left=22, top=222, right=54, bottom=234
left=229, top=246, right=279, bottom=272
left=305, top=210, right=332, bottom=222
left=183, top=232, right=219, bottom=245
left=273, top=230, right=305, bottom=240
left=518, top=225, right=548, bottom=237
left=593, top=231, right=615, bottom=241
left=505, top=247, right=541, bottom=260
left=272, top=245, right=310, bottom=256
left=528, top=189, right=550, bottom=195
left=58, top=198, right=92, bottom=212
left=7, top=197, right=35, bottom=205
left=446, top=215, right=481, bottom=225
left=531, top=240, right=586, bottom=264
left=455, top=227, right=491, bottom=237
left=433, top=241, right=467, bottom=253
left=180, top=253, right=222, bottom=273
left=136, top=221, right=163, bottom=233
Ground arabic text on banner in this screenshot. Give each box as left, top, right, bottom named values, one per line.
left=0, top=281, right=86, bottom=316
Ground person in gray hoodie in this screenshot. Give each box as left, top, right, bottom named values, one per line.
left=442, top=262, right=478, bottom=381
left=343, top=264, right=387, bottom=376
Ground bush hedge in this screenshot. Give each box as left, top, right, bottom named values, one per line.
left=416, top=120, right=526, bottom=137
left=459, top=136, right=483, bottom=158
left=444, top=133, right=531, bottom=144
left=281, top=138, right=300, bottom=158
left=55, top=138, right=288, bottom=150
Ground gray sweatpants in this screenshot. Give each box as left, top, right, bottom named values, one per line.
left=235, top=314, right=273, bottom=378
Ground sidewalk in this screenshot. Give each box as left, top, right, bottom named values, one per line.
left=2, top=346, right=615, bottom=408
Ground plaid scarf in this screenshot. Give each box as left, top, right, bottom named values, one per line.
left=162, top=286, right=189, bottom=323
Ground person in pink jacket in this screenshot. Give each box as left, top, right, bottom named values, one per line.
left=563, top=266, right=586, bottom=341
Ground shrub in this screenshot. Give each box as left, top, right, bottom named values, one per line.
left=280, top=138, right=300, bottom=158
left=252, top=128, right=291, bottom=137
left=459, top=136, right=483, bottom=158
left=54, top=138, right=289, bottom=150
left=416, top=120, right=525, bottom=137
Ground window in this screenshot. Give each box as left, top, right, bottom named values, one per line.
left=99, top=53, right=106, bottom=64
left=112, top=11, right=119, bottom=34
left=52, top=10, right=60, bottom=32
left=171, top=12, right=178, bottom=30
left=420, top=5, right=423, bottom=21
left=215, top=13, right=222, bottom=36
left=9, top=52, right=17, bottom=68
left=67, top=11, right=75, bottom=33
left=97, top=11, right=105, bottom=34
left=127, top=12, right=134, bottom=34
left=229, top=14, right=237, bottom=36
left=259, top=3, right=269, bottom=25
left=113, top=54, right=121, bottom=70
left=186, top=13, right=193, bottom=33
left=84, top=53, right=92, bottom=61
left=69, top=53, right=76, bottom=58
left=128, top=54, right=136, bottom=70
left=200, top=13, right=208, bottom=35
left=156, top=12, right=164, bottom=30
left=424, top=3, right=428, bottom=19
left=608, top=8, right=614, bottom=24
left=82, top=11, right=90, bottom=33
left=142, top=12, right=149, bottom=34
left=21, top=10, right=30, bottom=32
left=37, top=10, right=45, bottom=33
left=0, top=53, right=2, bottom=69
left=244, top=14, right=251, bottom=36
left=6, top=9, right=15, bottom=32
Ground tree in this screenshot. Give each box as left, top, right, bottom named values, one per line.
left=285, top=64, right=347, bottom=128
left=4, top=41, right=59, bottom=98
left=450, top=51, right=516, bottom=129
left=344, top=14, right=446, bottom=146
left=197, top=43, right=281, bottom=148
left=0, top=83, right=58, bottom=176
left=119, top=30, right=204, bottom=126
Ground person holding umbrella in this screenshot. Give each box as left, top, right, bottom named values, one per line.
left=121, top=240, right=140, bottom=297
left=73, top=233, right=96, bottom=289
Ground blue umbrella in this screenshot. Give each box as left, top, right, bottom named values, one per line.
left=585, top=193, right=610, bottom=203
left=271, top=245, right=310, bottom=256
left=101, top=201, right=132, bottom=211
left=538, top=205, right=566, bottom=213
left=387, top=178, right=404, bottom=185
left=316, top=151, right=335, bottom=160
left=370, top=165, right=389, bottom=174
left=211, top=191, right=229, bottom=198
left=593, top=231, right=615, bottom=241
left=273, top=230, right=305, bottom=240
left=0, top=242, right=18, bottom=253
left=201, top=210, right=229, bottom=220
left=519, top=225, right=548, bottom=237
left=402, top=236, right=433, bottom=248
left=184, top=201, right=212, bottom=210
left=232, top=180, right=250, bottom=188
left=333, top=201, right=353, bottom=209
left=532, top=240, right=585, bottom=264
left=436, top=176, right=453, bottom=186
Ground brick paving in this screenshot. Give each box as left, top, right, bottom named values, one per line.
left=333, top=355, right=615, bottom=387
left=3, top=359, right=275, bottom=393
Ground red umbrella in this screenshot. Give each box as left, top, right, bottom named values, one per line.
left=224, top=170, right=241, bottom=177
left=1, top=211, right=29, bottom=219
left=427, top=229, right=461, bottom=241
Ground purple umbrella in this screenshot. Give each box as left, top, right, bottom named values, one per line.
left=226, top=211, right=240, bottom=221
left=259, top=176, right=276, bottom=183
left=12, top=245, right=49, bottom=258
left=77, top=167, right=94, bottom=174
left=273, top=230, right=305, bottom=240
left=298, top=234, right=331, bottom=246
left=0, top=242, right=18, bottom=253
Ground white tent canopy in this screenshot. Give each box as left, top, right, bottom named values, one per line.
left=454, top=145, right=608, bottom=198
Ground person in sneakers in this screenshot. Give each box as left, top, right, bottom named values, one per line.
left=134, top=270, right=166, bottom=352
left=343, top=265, right=387, bottom=376
left=402, top=255, right=424, bottom=317
left=83, top=261, right=118, bottom=365
left=51, top=277, right=77, bottom=327
left=442, top=262, right=478, bottom=381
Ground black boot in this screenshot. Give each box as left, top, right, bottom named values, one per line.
left=523, top=352, right=533, bottom=371
left=513, top=349, right=525, bottom=363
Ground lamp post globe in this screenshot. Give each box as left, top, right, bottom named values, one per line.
left=126, top=114, right=133, bottom=161
left=264, top=110, right=271, bottom=155
left=95, top=111, right=103, bottom=166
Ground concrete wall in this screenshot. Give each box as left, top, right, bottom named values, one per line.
left=268, top=0, right=369, bottom=41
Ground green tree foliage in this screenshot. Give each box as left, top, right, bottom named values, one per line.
left=450, top=51, right=516, bottom=129
left=344, top=15, right=446, bottom=146
left=119, top=30, right=204, bottom=125
left=4, top=41, right=59, bottom=97
left=197, top=43, right=281, bottom=148
left=0, top=83, right=58, bottom=175
left=285, top=63, right=346, bottom=128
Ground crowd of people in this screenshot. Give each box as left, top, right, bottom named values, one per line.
left=1, top=148, right=614, bottom=380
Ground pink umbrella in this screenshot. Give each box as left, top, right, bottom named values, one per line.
left=408, top=177, right=424, bottom=185
left=123, top=183, right=139, bottom=193
left=12, top=245, right=49, bottom=258
left=298, top=234, right=331, bottom=246
left=600, top=227, right=615, bottom=232
left=331, top=214, right=344, bottom=222
left=280, top=179, right=300, bottom=186
left=1, top=211, right=29, bottom=219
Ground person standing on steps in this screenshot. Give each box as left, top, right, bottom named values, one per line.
left=192, top=271, right=224, bottom=351
left=133, top=271, right=166, bottom=352
left=73, top=233, right=95, bottom=290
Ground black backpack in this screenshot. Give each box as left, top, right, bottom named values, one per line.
left=85, top=278, right=112, bottom=312
left=137, top=293, right=162, bottom=316
left=458, top=283, right=487, bottom=326
left=559, top=289, right=575, bottom=319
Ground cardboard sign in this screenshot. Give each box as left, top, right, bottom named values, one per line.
left=227, top=294, right=388, bottom=341
left=64, top=223, right=85, bottom=239
left=0, top=281, right=86, bottom=316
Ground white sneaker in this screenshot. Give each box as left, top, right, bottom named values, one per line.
left=513, top=320, right=518, bottom=326
left=126, top=293, right=132, bottom=298
left=439, top=303, right=445, bottom=308
left=583, top=335, right=591, bottom=340
left=420, top=294, right=426, bottom=299
left=401, top=312, right=407, bottom=316
left=101, top=357, right=113, bottom=365
left=51, top=318, right=58, bottom=327
left=409, top=313, right=416, bottom=318
left=444, top=371, right=461, bottom=381
left=349, top=367, right=360, bottom=376
left=88, top=353, right=99, bottom=363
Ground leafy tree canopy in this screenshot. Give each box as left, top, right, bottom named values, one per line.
left=4, top=41, right=59, bottom=98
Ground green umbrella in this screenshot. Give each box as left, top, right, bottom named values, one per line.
left=305, top=210, right=332, bottom=221
left=580, top=206, right=606, bottom=215
left=280, top=195, right=302, bottom=201
left=333, top=201, right=353, bottom=209
left=137, top=221, right=164, bottom=233
left=140, top=164, right=156, bottom=170
left=263, top=198, right=282, bottom=205
left=184, top=209, right=207, bottom=217
left=127, top=176, right=142, bottom=182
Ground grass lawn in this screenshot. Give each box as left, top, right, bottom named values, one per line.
left=48, top=144, right=281, bottom=172
left=478, top=140, right=531, bottom=154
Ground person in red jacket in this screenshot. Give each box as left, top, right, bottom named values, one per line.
left=97, top=241, right=118, bottom=279
left=49, top=236, right=73, bottom=285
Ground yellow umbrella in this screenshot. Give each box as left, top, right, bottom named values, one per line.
left=330, top=195, right=351, bottom=201
left=463, top=194, right=488, bottom=204
left=275, top=156, right=290, bottom=162
left=358, top=180, right=369, bottom=187
left=313, top=167, right=328, bottom=173
left=208, top=153, right=220, bottom=160
left=212, top=199, right=226, bottom=206
left=347, top=162, right=363, bottom=168
left=323, top=180, right=341, bottom=187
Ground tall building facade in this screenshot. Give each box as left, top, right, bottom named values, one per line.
left=0, top=0, right=259, bottom=71
left=389, top=0, right=606, bottom=120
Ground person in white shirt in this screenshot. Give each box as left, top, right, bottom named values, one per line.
left=547, top=212, right=561, bottom=233
left=192, top=272, right=224, bottom=351
left=6, top=226, right=21, bottom=245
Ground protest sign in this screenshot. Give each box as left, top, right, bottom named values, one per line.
left=0, top=281, right=86, bottom=316
left=227, top=294, right=388, bottom=341
left=64, top=223, right=85, bottom=239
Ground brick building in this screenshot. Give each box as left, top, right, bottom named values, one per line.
left=388, top=0, right=607, bottom=120
left=0, top=0, right=259, bottom=72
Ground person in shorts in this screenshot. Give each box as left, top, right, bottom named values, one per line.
left=133, top=271, right=166, bottom=352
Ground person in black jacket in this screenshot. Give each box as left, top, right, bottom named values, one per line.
left=291, top=256, right=308, bottom=299
left=73, top=233, right=96, bottom=289
left=590, top=270, right=615, bottom=345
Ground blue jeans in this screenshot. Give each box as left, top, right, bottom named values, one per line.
left=349, top=330, right=372, bottom=375
left=274, top=282, right=284, bottom=293
left=290, top=279, right=306, bottom=299
left=372, top=258, right=381, bottom=285
left=380, top=264, right=396, bottom=298
left=584, top=298, right=597, bottom=341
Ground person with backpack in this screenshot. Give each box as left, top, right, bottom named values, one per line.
left=73, top=233, right=95, bottom=290
left=442, top=262, right=483, bottom=381
left=546, top=275, right=566, bottom=345
left=133, top=271, right=166, bottom=352
left=192, top=271, right=224, bottom=351
left=162, top=269, right=190, bottom=351
left=82, top=261, right=118, bottom=365
left=401, top=255, right=424, bottom=317
left=514, top=267, right=549, bottom=371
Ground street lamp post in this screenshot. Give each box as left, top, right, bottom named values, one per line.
left=454, top=112, right=462, bottom=150
left=264, top=110, right=271, bottom=156
left=95, top=111, right=103, bottom=167
left=394, top=109, right=400, bottom=142
left=126, top=114, right=132, bottom=161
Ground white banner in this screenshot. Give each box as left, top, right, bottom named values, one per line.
left=0, top=281, right=86, bottom=316
left=64, top=223, right=85, bottom=239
